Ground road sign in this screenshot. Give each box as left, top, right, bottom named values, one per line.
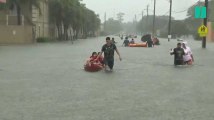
left=198, top=25, right=208, bottom=37
left=195, top=6, right=207, bottom=19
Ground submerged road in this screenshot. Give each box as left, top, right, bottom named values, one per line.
left=0, top=36, right=214, bottom=120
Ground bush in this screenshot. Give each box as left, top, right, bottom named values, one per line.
left=36, top=37, right=51, bottom=42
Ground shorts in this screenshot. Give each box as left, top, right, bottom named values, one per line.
left=104, top=58, right=114, bottom=69
left=174, top=60, right=183, bottom=66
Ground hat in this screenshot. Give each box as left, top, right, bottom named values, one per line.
left=182, top=41, right=188, bottom=45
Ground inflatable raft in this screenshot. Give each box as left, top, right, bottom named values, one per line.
left=84, top=63, right=103, bottom=72
left=129, top=43, right=147, bottom=47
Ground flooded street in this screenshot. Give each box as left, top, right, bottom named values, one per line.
left=1, top=37, right=214, bottom=120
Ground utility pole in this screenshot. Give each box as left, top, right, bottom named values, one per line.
left=142, top=11, right=144, bottom=19
left=146, top=5, right=149, bottom=34
left=142, top=11, right=144, bottom=35
left=147, top=5, right=149, bottom=17
left=104, top=12, right=106, bottom=24
left=153, top=0, right=156, bottom=37
left=104, top=12, right=106, bottom=31
left=168, top=0, right=172, bottom=41
left=202, top=0, right=208, bottom=48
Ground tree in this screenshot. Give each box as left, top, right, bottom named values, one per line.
left=49, top=0, right=64, bottom=39
left=136, top=15, right=170, bottom=36
left=49, top=0, right=101, bottom=40
left=184, top=1, right=214, bottom=39
left=117, top=12, right=125, bottom=23
left=123, top=22, right=137, bottom=34
left=104, top=18, right=122, bottom=35
left=171, top=20, right=189, bottom=38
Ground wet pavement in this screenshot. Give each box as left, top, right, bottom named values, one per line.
left=0, top=36, right=214, bottom=120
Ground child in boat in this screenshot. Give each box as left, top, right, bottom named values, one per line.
left=97, top=52, right=104, bottom=66
left=86, top=52, right=103, bottom=68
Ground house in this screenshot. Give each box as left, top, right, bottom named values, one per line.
left=207, top=22, right=214, bottom=42
left=0, top=0, right=50, bottom=44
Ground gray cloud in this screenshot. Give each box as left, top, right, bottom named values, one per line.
left=82, top=0, right=198, bottom=22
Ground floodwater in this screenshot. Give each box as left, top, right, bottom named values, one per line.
left=0, top=36, right=214, bottom=120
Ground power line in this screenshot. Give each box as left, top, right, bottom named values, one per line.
left=146, top=0, right=201, bottom=18
left=163, top=11, right=169, bottom=16
left=172, top=1, right=200, bottom=14
left=163, top=0, right=200, bottom=16
left=172, top=9, right=188, bottom=14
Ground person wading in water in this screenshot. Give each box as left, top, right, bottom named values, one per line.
left=170, top=43, right=185, bottom=66
left=96, top=37, right=122, bottom=71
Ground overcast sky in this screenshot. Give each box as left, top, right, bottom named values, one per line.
left=81, top=0, right=198, bottom=22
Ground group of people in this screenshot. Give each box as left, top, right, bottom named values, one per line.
left=123, top=37, right=135, bottom=47
left=85, top=37, right=194, bottom=72
left=141, top=34, right=160, bottom=47
left=170, top=42, right=194, bottom=66
left=85, top=37, right=122, bottom=71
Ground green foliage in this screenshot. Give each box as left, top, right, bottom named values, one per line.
left=123, top=22, right=138, bottom=34
left=0, top=3, right=7, bottom=10
left=185, top=1, right=214, bottom=39
left=104, top=18, right=123, bottom=35
left=136, top=15, right=170, bottom=35
left=49, top=0, right=101, bottom=40
left=171, top=20, right=190, bottom=38
left=117, top=12, right=125, bottom=23
left=36, top=37, right=51, bottom=42
left=212, top=22, right=214, bottom=29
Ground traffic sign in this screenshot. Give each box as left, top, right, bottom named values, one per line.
left=198, top=25, right=208, bottom=37
left=195, top=6, right=207, bottom=19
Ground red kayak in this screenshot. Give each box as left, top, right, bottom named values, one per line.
left=84, top=63, right=103, bottom=72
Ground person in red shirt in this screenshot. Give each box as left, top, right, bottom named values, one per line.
left=89, top=52, right=98, bottom=62
left=86, top=52, right=103, bottom=68
left=97, top=52, right=104, bottom=66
